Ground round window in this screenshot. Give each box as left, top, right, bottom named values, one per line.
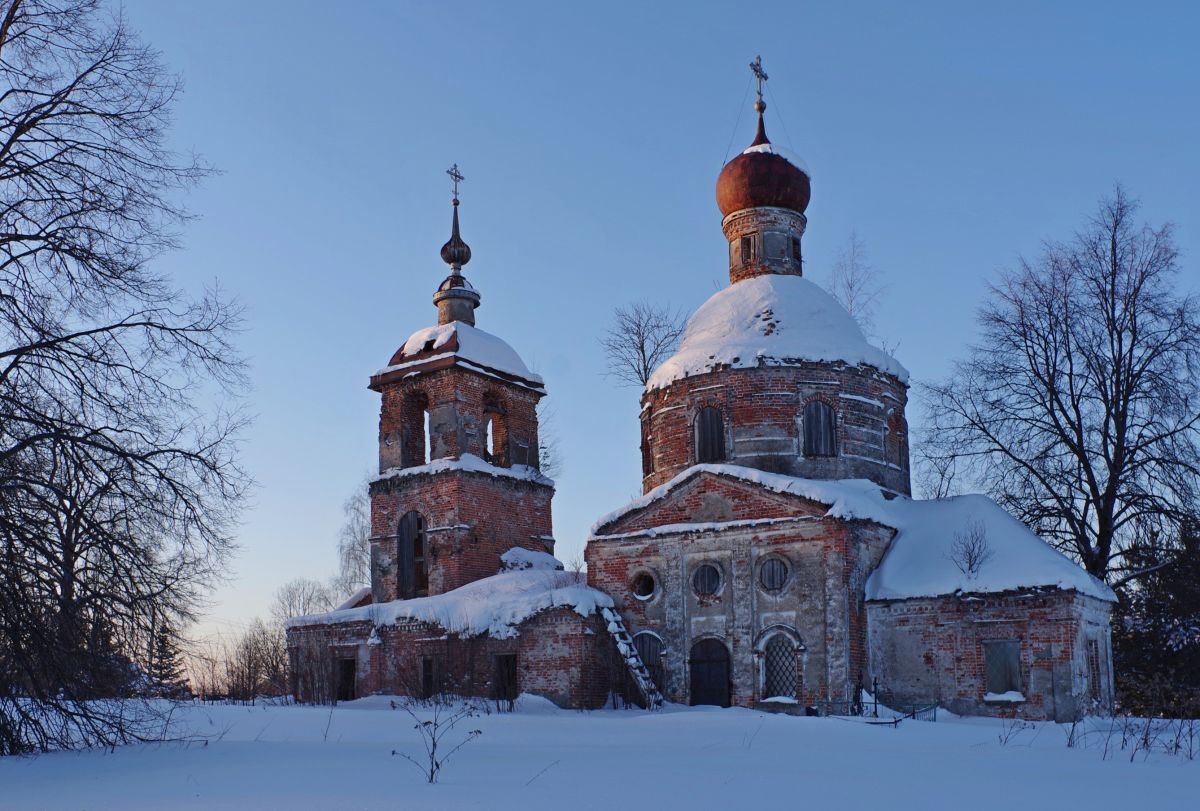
left=632, top=572, right=657, bottom=600
left=759, top=558, right=789, bottom=593
left=692, top=564, right=721, bottom=596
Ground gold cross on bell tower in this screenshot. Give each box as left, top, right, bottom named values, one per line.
left=446, top=163, right=465, bottom=203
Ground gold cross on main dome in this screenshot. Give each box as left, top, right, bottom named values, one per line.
left=749, top=55, right=768, bottom=102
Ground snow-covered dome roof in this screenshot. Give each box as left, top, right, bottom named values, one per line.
left=379, top=321, right=543, bottom=387
left=645, top=274, right=908, bottom=391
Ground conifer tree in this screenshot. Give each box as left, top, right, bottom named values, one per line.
left=1112, top=517, right=1200, bottom=716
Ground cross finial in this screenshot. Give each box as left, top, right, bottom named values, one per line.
left=446, top=163, right=465, bottom=203
left=750, top=56, right=768, bottom=105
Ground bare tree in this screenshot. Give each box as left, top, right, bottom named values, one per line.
left=0, top=0, right=247, bottom=754
left=826, top=231, right=885, bottom=337
left=332, top=481, right=372, bottom=598
left=271, top=578, right=335, bottom=627
left=536, top=399, right=563, bottom=479
left=391, top=695, right=484, bottom=784
left=948, top=519, right=994, bottom=579
left=923, top=188, right=1200, bottom=586
left=599, top=302, right=688, bottom=387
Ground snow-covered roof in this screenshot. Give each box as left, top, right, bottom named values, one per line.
left=334, top=587, right=372, bottom=611
left=374, top=452, right=554, bottom=488
left=377, top=321, right=543, bottom=386
left=589, top=463, right=1114, bottom=602
left=589, top=464, right=888, bottom=536
left=865, top=494, right=1115, bottom=603
left=645, top=275, right=908, bottom=391
left=289, top=551, right=610, bottom=638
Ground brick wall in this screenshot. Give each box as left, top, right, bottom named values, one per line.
left=640, top=364, right=910, bottom=495
left=369, top=469, right=553, bottom=599
left=286, top=606, right=617, bottom=709
left=587, top=474, right=894, bottom=709
left=374, top=365, right=542, bottom=473
left=867, top=591, right=1114, bottom=721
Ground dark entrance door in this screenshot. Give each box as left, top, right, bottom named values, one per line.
left=336, top=658, right=356, bottom=702
left=493, top=654, right=518, bottom=709
left=689, top=639, right=731, bottom=707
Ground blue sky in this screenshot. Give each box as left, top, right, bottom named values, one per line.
left=121, top=1, right=1200, bottom=637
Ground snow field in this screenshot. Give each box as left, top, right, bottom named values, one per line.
left=1, top=697, right=1194, bottom=811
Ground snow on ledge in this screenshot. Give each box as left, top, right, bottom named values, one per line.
left=984, top=691, right=1026, bottom=703
left=374, top=453, right=554, bottom=488
left=500, top=548, right=562, bottom=571
left=645, top=275, right=908, bottom=391
left=289, top=552, right=611, bottom=639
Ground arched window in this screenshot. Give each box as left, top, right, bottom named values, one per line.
left=632, top=632, right=664, bottom=691
left=640, top=414, right=654, bottom=477
left=762, top=633, right=799, bottom=700
left=482, top=393, right=506, bottom=466
left=803, top=400, right=836, bottom=457
left=422, top=408, right=432, bottom=464
left=402, top=391, right=431, bottom=467
left=397, top=511, right=427, bottom=599
left=694, top=406, right=726, bottom=463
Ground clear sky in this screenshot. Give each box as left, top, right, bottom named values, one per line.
left=120, top=0, right=1200, bottom=641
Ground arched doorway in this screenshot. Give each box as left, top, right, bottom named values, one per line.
left=689, top=638, right=731, bottom=707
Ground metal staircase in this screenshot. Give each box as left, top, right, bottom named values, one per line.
left=600, top=606, right=663, bottom=710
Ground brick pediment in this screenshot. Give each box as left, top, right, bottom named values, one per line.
left=592, top=469, right=832, bottom=537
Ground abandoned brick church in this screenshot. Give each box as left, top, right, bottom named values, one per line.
left=287, top=72, right=1116, bottom=722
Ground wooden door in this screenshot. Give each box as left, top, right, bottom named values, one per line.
left=689, top=639, right=730, bottom=707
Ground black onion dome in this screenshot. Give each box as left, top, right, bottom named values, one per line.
left=439, top=200, right=472, bottom=267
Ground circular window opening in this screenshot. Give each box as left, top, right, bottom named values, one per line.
left=692, top=564, right=721, bottom=597
left=632, top=572, right=657, bottom=600
left=759, top=558, right=789, bottom=593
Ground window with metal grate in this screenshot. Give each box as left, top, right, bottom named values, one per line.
left=762, top=635, right=797, bottom=699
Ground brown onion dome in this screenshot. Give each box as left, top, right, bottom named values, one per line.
left=716, top=106, right=811, bottom=218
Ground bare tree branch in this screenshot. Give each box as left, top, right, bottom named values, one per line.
left=921, top=187, right=1200, bottom=585
left=599, top=301, right=688, bottom=388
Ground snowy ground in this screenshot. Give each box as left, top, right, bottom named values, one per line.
left=1, top=697, right=1195, bottom=810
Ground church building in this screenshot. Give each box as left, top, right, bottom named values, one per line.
left=288, top=65, right=1115, bottom=722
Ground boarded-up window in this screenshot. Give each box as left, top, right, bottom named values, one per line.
left=694, top=407, right=726, bottom=463
left=759, top=558, right=788, bottom=593
left=762, top=634, right=797, bottom=699
left=740, top=236, right=754, bottom=264
left=984, top=640, right=1022, bottom=694
left=791, top=236, right=802, bottom=263
left=803, top=400, right=836, bottom=457
left=692, top=564, right=721, bottom=596
left=397, top=511, right=427, bottom=599
left=633, top=632, right=664, bottom=691
left=1087, top=639, right=1102, bottom=701
left=420, top=656, right=439, bottom=699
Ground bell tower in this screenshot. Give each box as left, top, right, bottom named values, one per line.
left=366, top=166, right=555, bottom=602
